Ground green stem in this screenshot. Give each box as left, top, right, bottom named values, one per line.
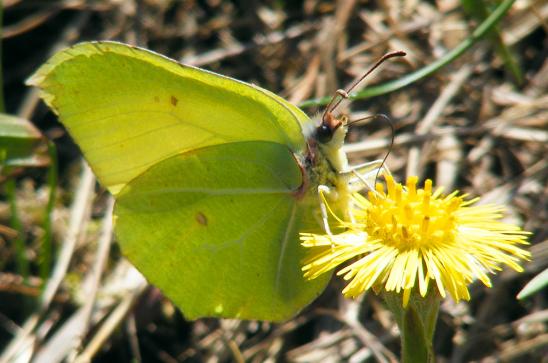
left=383, top=291, right=440, bottom=363
left=298, top=0, right=517, bottom=108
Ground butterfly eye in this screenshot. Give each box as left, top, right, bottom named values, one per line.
left=316, top=123, right=334, bottom=143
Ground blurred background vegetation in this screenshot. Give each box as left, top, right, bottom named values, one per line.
left=1, top=0, right=546, bottom=362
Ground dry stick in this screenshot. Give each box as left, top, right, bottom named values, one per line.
left=343, top=126, right=461, bottom=155
left=475, top=157, right=547, bottom=208
left=497, top=126, right=548, bottom=142
left=66, top=197, right=115, bottom=361
left=2, top=1, right=104, bottom=39
left=0, top=308, right=21, bottom=337
left=0, top=316, right=40, bottom=361
left=344, top=320, right=396, bottom=363
left=0, top=162, right=95, bottom=363
left=405, top=64, right=473, bottom=179
left=285, top=330, right=352, bottom=360
left=344, top=113, right=547, bottom=157
left=318, top=17, right=339, bottom=97
left=126, top=314, right=142, bottom=363
left=33, top=305, right=106, bottom=363
left=241, top=316, right=310, bottom=359
left=332, top=0, right=358, bottom=61
left=42, top=163, right=95, bottom=311
left=503, top=1, right=548, bottom=46
left=288, top=54, right=321, bottom=104
left=182, top=22, right=316, bottom=67
left=218, top=320, right=246, bottom=363
left=3, top=8, right=60, bottom=38
left=32, top=264, right=147, bottom=363
left=436, top=133, right=463, bottom=191
left=498, top=333, right=548, bottom=361
left=512, top=309, right=548, bottom=329
left=338, top=294, right=375, bottom=362
left=0, top=274, right=65, bottom=300
left=226, top=341, right=245, bottom=363
left=339, top=16, right=431, bottom=63
left=73, top=285, right=146, bottom=363
left=314, top=309, right=395, bottom=363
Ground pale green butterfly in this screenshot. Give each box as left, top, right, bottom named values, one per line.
left=28, top=41, right=402, bottom=321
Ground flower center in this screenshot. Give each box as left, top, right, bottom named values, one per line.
left=360, top=176, right=462, bottom=251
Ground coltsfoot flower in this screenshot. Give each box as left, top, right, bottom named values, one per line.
left=301, top=175, right=530, bottom=306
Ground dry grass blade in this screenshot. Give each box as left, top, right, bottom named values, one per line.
left=0, top=162, right=95, bottom=363
left=73, top=266, right=147, bottom=363
left=405, top=64, right=473, bottom=179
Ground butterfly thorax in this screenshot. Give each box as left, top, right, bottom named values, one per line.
left=300, top=117, right=352, bottom=218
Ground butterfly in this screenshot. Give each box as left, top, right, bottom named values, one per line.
left=28, top=41, right=403, bottom=320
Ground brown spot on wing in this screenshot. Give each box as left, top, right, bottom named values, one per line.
left=170, top=95, right=178, bottom=106
left=195, top=212, right=208, bottom=226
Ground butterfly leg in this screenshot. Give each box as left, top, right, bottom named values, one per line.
left=343, top=159, right=392, bottom=193
left=317, top=184, right=349, bottom=251
left=317, top=185, right=334, bottom=236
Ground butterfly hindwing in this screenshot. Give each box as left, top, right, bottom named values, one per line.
left=115, top=141, right=329, bottom=320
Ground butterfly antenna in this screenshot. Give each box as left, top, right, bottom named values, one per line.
left=321, top=50, right=406, bottom=124
left=372, top=114, right=395, bottom=186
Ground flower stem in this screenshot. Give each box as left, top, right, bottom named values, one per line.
left=383, top=291, right=440, bottom=363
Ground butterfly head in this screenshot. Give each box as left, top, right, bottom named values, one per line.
left=305, top=111, right=349, bottom=175
left=316, top=111, right=348, bottom=148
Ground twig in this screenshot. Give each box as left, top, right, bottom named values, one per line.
left=67, top=197, right=115, bottom=360
left=73, top=280, right=146, bottom=363
left=406, top=64, right=472, bottom=178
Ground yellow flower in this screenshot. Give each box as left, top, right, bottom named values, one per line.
left=301, top=175, right=530, bottom=306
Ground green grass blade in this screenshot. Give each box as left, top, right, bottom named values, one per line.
left=517, top=268, right=548, bottom=300
left=0, top=113, right=50, bottom=168
left=39, top=141, right=58, bottom=283
left=299, top=0, right=517, bottom=108
left=493, top=35, right=523, bottom=85
left=460, top=0, right=523, bottom=84
left=6, top=177, right=30, bottom=281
